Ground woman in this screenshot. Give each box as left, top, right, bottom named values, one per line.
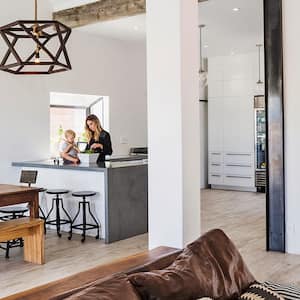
left=85, top=114, right=113, bottom=162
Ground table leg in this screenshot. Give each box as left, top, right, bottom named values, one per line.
left=29, top=192, right=39, bottom=218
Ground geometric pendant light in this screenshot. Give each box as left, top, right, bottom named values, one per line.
left=0, top=0, right=72, bottom=75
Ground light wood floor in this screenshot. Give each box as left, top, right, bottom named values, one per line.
left=201, top=189, right=300, bottom=288
left=1, top=189, right=300, bottom=298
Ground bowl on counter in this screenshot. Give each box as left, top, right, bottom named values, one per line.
left=78, top=153, right=99, bottom=164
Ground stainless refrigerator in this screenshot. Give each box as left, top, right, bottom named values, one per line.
left=254, top=96, right=266, bottom=192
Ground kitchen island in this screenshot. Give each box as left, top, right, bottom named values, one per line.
left=12, top=158, right=148, bottom=243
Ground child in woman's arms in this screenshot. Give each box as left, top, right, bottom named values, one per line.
left=59, top=130, right=80, bottom=164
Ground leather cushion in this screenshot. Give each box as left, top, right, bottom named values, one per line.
left=126, top=250, right=183, bottom=275
left=129, top=229, right=255, bottom=300
left=52, top=273, right=141, bottom=300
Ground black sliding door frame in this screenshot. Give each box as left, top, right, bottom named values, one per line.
left=264, top=0, right=285, bottom=252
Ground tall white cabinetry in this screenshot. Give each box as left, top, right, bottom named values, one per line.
left=208, top=53, right=264, bottom=191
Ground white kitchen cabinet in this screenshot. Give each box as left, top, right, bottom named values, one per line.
left=223, top=98, right=254, bottom=153
left=224, top=152, right=254, bottom=165
left=223, top=80, right=254, bottom=97
left=223, top=54, right=254, bottom=81
left=209, top=152, right=223, bottom=163
left=208, top=52, right=259, bottom=191
left=209, top=174, right=223, bottom=185
left=208, top=99, right=223, bottom=152
left=224, top=164, right=253, bottom=176
left=223, top=174, right=254, bottom=187
left=208, top=58, right=224, bottom=81
left=208, top=81, right=223, bottom=98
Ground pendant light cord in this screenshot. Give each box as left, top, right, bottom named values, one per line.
left=200, top=26, right=203, bottom=72
left=199, top=24, right=206, bottom=73
left=258, top=45, right=261, bottom=81
left=34, top=0, right=40, bottom=61
left=35, top=0, right=38, bottom=21
left=256, top=44, right=263, bottom=84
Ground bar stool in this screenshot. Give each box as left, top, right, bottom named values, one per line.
left=45, top=189, right=72, bottom=238
left=0, top=206, right=28, bottom=258
left=69, top=191, right=100, bottom=243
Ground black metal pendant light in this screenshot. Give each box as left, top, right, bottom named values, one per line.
left=0, top=0, right=72, bottom=75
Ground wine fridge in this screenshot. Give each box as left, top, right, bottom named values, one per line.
left=254, top=96, right=266, bottom=192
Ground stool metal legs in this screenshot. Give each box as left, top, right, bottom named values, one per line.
left=38, top=190, right=47, bottom=234
left=69, top=196, right=100, bottom=243
left=45, top=195, right=72, bottom=238
left=39, top=206, right=47, bottom=234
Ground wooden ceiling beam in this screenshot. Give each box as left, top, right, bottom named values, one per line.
left=53, top=0, right=208, bottom=29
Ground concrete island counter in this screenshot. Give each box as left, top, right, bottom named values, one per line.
left=12, top=158, right=148, bottom=243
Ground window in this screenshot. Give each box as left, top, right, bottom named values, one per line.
left=50, top=92, right=108, bottom=157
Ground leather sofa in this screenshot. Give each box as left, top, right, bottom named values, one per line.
left=4, top=229, right=300, bottom=300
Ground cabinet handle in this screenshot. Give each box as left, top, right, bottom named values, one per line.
left=211, top=163, right=221, bottom=166
left=226, top=175, right=252, bottom=179
left=211, top=152, right=221, bottom=155
left=211, top=174, right=221, bottom=177
left=226, top=153, right=251, bottom=156
left=226, top=164, right=252, bottom=168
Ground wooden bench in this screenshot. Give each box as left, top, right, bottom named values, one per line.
left=0, top=217, right=44, bottom=265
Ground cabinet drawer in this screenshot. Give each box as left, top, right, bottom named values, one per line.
left=210, top=152, right=222, bottom=163
left=209, top=163, right=222, bottom=174
left=209, top=174, right=223, bottom=185
left=223, top=175, right=254, bottom=187
left=224, top=164, right=253, bottom=176
left=224, top=153, right=253, bottom=165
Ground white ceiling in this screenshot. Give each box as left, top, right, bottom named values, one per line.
left=199, top=0, right=264, bottom=57
left=49, top=0, right=264, bottom=55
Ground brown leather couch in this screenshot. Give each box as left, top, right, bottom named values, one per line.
left=3, top=229, right=256, bottom=300
left=2, top=247, right=181, bottom=300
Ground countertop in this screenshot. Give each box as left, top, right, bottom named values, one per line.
left=12, top=158, right=148, bottom=173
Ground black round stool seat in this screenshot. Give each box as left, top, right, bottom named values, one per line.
left=72, top=191, right=97, bottom=197
left=39, top=188, right=47, bottom=193
left=46, top=189, right=69, bottom=195
left=0, top=206, right=28, bottom=214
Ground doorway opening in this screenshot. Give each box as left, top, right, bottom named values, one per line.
left=199, top=0, right=268, bottom=252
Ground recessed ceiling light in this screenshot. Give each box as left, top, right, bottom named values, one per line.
left=204, top=45, right=208, bottom=48
left=232, top=7, right=240, bottom=12
left=133, top=26, right=139, bottom=31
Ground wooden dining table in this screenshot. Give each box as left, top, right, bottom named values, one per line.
left=0, top=184, right=41, bottom=218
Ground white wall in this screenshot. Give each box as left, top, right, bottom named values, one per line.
left=282, top=0, right=300, bottom=254
left=46, top=32, right=147, bottom=156
left=0, top=1, right=147, bottom=184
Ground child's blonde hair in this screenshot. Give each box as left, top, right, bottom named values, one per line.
left=64, top=129, right=76, bottom=138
